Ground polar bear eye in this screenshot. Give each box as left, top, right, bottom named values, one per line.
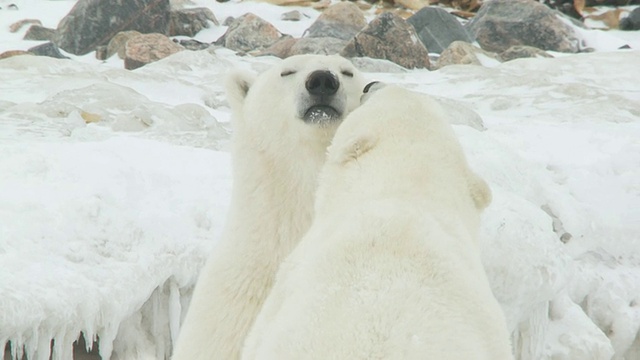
left=341, top=70, right=354, bottom=78
left=281, top=70, right=297, bottom=77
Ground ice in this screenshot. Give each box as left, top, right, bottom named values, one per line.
left=1, top=1, right=640, bottom=359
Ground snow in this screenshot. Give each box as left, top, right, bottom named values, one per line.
left=1, top=1, right=640, bottom=359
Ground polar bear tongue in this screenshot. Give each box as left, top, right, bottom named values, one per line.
left=304, top=105, right=340, bottom=124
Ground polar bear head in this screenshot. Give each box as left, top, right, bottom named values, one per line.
left=226, top=55, right=367, bottom=162
left=318, top=84, right=491, bottom=227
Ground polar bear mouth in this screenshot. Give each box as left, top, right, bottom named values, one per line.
left=303, top=105, right=341, bottom=124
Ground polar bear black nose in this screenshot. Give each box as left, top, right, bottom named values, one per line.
left=306, top=70, right=339, bottom=96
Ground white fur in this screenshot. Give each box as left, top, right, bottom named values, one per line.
left=243, top=86, right=513, bottom=360
left=171, top=55, right=367, bottom=360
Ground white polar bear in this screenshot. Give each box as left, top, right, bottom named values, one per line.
left=242, top=85, right=514, bottom=360
left=171, top=55, right=367, bottom=360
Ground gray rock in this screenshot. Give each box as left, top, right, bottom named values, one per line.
left=466, top=0, right=580, bottom=53
left=620, top=7, right=640, bottom=31
left=258, top=37, right=346, bottom=58
left=304, top=2, right=367, bottom=40
left=28, top=42, right=70, bottom=59
left=349, top=57, right=408, bottom=73
left=168, top=7, right=219, bottom=37
left=499, top=45, right=553, bottom=62
left=436, top=41, right=499, bottom=68
left=54, top=0, right=171, bottom=55
left=407, top=7, right=473, bottom=54
left=216, top=13, right=282, bottom=53
left=341, top=12, right=430, bottom=69
left=23, top=25, right=56, bottom=41
left=124, top=33, right=184, bottom=70
left=290, top=37, right=347, bottom=56
left=177, top=39, right=211, bottom=51
left=281, top=10, right=303, bottom=22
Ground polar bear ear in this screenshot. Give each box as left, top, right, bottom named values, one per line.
left=225, top=70, right=256, bottom=112
left=468, top=172, right=492, bottom=210
left=330, top=131, right=379, bottom=165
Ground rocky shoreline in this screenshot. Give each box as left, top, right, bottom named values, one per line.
left=1, top=0, right=639, bottom=70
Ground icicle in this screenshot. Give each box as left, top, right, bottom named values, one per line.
left=169, top=279, right=182, bottom=350
left=35, top=333, right=50, bottom=360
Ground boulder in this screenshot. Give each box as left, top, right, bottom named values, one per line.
left=107, top=31, right=142, bottom=59
left=499, top=45, right=553, bottom=61
left=620, top=7, right=640, bottom=31
left=215, top=13, right=282, bottom=53
left=341, top=12, right=430, bottom=69
left=407, top=7, right=474, bottom=54
left=124, top=33, right=184, bottom=70
left=54, top=0, right=171, bottom=55
left=9, top=19, right=42, bottom=33
left=304, top=2, right=367, bottom=40
left=23, top=25, right=56, bottom=41
left=28, top=42, right=70, bottom=59
left=436, top=41, right=500, bottom=68
left=168, top=7, right=219, bottom=37
left=466, top=0, right=581, bottom=53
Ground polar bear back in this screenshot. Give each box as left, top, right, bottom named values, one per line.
left=242, top=86, right=513, bottom=360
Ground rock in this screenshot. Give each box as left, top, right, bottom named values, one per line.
left=281, top=10, right=303, bottom=21
left=176, top=39, right=212, bottom=51
left=259, top=36, right=348, bottom=58
left=304, top=2, right=367, bottom=40
left=95, top=45, right=108, bottom=60
left=168, top=7, right=219, bottom=37
left=466, top=0, right=581, bottom=53
left=23, top=25, right=56, bottom=41
left=124, top=33, right=184, bottom=70
left=499, top=45, right=553, bottom=61
left=27, top=42, right=70, bottom=59
left=258, top=37, right=299, bottom=58
left=215, top=13, right=282, bottom=52
left=407, top=7, right=474, bottom=54
left=341, top=12, right=431, bottom=69
left=290, top=37, right=347, bottom=56
left=436, top=41, right=499, bottom=68
left=54, top=0, right=171, bottom=56
left=349, top=57, right=408, bottom=73
left=9, top=19, right=42, bottom=33
left=107, top=31, right=142, bottom=59
left=222, top=16, right=235, bottom=27
left=0, top=50, right=32, bottom=60
left=620, top=7, right=640, bottom=31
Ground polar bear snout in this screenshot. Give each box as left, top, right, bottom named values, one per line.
left=299, top=70, right=346, bottom=125
left=306, top=70, right=339, bottom=96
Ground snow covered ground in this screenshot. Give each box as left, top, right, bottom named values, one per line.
left=1, top=1, right=639, bottom=359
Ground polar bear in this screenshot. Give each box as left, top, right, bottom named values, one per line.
left=242, top=85, right=514, bottom=360
left=171, top=55, right=367, bottom=360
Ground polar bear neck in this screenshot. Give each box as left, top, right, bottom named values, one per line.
left=226, top=125, right=333, bottom=254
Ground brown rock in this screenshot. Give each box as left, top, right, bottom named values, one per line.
left=258, top=37, right=298, bottom=58
left=23, top=25, right=56, bottom=41
left=0, top=50, right=32, bottom=60
left=290, top=37, right=347, bottom=56
left=124, top=33, right=184, bottom=70
left=341, top=12, right=430, bottom=69
left=499, top=45, right=553, bottom=62
left=9, top=19, right=42, bottom=33
left=216, top=13, right=282, bottom=53
left=107, top=31, right=142, bottom=59
left=305, top=2, right=367, bottom=40
left=466, top=0, right=581, bottom=53
left=168, top=7, right=219, bottom=37
left=436, top=41, right=500, bottom=68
